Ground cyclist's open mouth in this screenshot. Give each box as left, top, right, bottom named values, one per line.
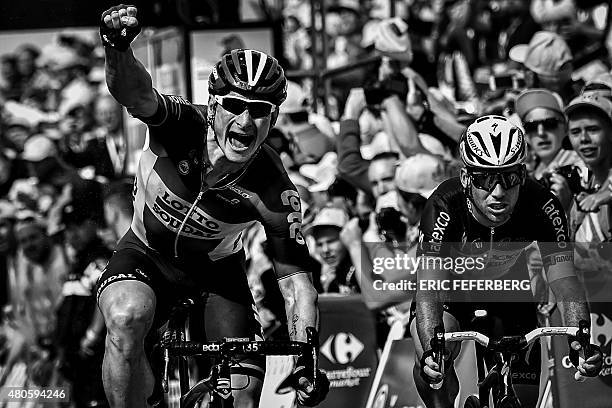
left=228, top=131, right=253, bottom=151
left=488, top=203, right=508, bottom=213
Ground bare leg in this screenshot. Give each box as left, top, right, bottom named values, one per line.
left=99, top=281, right=156, bottom=408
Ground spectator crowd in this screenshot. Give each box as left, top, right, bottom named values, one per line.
left=1, top=0, right=612, bottom=406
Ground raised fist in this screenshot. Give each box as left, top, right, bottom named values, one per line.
left=100, top=4, right=141, bottom=51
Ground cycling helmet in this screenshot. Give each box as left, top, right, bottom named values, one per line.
left=459, top=115, right=527, bottom=169
left=374, top=17, right=412, bottom=62
left=208, top=49, right=287, bottom=106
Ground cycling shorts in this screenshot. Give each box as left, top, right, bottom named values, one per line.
left=96, top=229, right=265, bottom=380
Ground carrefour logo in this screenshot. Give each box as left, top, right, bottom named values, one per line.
left=321, top=333, right=364, bottom=364
left=591, top=312, right=612, bottom=348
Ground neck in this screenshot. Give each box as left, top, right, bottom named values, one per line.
left=114, top=215, right=132, bottom=241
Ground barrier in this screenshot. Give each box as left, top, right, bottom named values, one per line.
left=366, top=320, right=478, bottom=408
left=318, top=294, right=379, bottom=408
left=550, top=307, right=612, bottom=408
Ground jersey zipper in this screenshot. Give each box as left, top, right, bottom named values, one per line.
left=489, top=227, right=495, bottom=255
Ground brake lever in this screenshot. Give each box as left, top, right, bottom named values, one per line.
left=430, top=325, right=446, bottom=389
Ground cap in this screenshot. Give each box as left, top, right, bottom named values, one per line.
left=565, top=93, right=612, bottom=123
left=395, top=153, right=445, bottom=199
left=361, top=20, right=381, bottom=48
left=280, top=81, right=307, bottom=114
left=306, top=207, right=349, bottom=233
left=509, top=31, right=572, bottom=78
left=299, top=152, right=338, bottom=193
left=21, top=135, right=57, bottom=162
left=515, top=88, right=565, bottom=121
left=59, top=81, right=96, bottom=116
left=294, top=129, right=334, bottom=163
left=373, top=17, right=412, bottom=63
left=583, top=72, right=612, bottom=100
left=419, top=133, right=452, bottom=159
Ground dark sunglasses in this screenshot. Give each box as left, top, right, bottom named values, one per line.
left=469, top=168, right=524, bottom=192
left=215, top=95, right=276, bottom=119
left=523, top=118, right=562, bottom=134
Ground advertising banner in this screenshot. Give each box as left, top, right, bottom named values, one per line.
left=318, top=294, right=379, bottom=408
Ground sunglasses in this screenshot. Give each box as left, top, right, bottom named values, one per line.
left=469, top=169, right=524, bottom=192
left=215, top=95, right=276, bottom=119
left=523, top=118, right=562, bottom=134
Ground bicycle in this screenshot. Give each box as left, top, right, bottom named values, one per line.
left=426, top=320, right=598, bottom=408
left=147, top=297, right=321, bottom=408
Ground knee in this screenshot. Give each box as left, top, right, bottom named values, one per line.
left=101, top=285, right=155, bottom=353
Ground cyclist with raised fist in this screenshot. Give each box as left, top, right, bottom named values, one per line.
left=412, top=115, right=602, bottom=408
left=97, top=5, right=328, bottom=408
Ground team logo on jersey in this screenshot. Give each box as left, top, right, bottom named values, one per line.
left=153, top=189, right=221, bottom=239
left=178, top=160, right=191, bottom=175
left=280, top=189, right=305, bottom=245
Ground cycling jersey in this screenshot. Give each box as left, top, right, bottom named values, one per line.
left=417, top=177, right=574, bottom=285
left=129, top=91, right=312, bottom=278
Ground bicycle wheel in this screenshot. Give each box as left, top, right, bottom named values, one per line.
left=464, top=395, right=481, bottom=408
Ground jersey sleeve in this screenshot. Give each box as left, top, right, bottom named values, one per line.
left=417, top=196, right=461, bottom=258
left=133, top=90, right=207, bottom=139
left=534, top=190, right=576, bottom=282
left=255, top=154, right=313, bottom=279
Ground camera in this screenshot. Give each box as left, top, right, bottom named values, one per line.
left=363, top=73, right=409, bottom=107
left=539, top=165, right=591, bottom=195
left=375, top=207, right=407, bottom=243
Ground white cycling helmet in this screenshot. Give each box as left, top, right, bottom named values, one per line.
left=459, top=115, right=527, bottom=170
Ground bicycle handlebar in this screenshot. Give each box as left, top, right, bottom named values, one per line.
left=428, top=320, right=594, bottom=389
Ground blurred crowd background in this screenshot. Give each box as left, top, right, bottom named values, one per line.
left=1, top=0, right=612, bottom=406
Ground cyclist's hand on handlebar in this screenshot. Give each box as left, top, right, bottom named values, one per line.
left=570, top=340, right=603, bottom=377
left=100, top=4, right=141, bottom=51
left=277, top=356, right=329, bottom=406
left=420, top=352, right=444, bottom=384
left=293, top=365, right=329, bottom=406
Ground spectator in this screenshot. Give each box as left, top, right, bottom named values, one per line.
left=14, top=44, right=40, bottom=98
left=0, top=200, right=17, bottom=308
left=12, top=211, right=68, bottom=344
left=509, top=31, right=579, bottom=103
left=0, top=54, right=23, bottom=101
left=56, top=179, right=109, bottom=408
left=566, top=93, right=612, bottom=213
left=395, top=154, right=446, bottom=247
left=565, top=92, right=612, bottom=317
left=582, top=72, right=612, bottom=100
left=305, top=207, right=358, bottom=294
left=515, top=88, right=583, bottom=210
left=62, top=93, right=127, bottom=180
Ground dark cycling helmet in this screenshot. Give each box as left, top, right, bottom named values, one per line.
left=208, top=49, right=287, bottom=106
left=459, top=115, right=527, bottom=170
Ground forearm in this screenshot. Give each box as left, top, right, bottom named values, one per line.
left=279, top=273, right=319, bottom=342
left=416, top=290, right=444, bottom=352
left=550, top=276, right=590, bottom=326
left=337, top=119, right=371, bottom=193
left=381, top=96, right=429, bottom=157
left=105, top=47, right=157, bottom=117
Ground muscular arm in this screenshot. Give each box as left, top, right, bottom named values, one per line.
left=277, top=273, right=319, bottom=342
left=549, top=275, right=590, bottom=326
left=416, top=264, right=447, bottom=352
left=336, top=119, right=371, bottom=193
left=105, top=47, right=157, bottom=118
